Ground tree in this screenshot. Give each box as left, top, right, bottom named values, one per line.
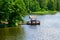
left=0, top=0, right=9, bottom=23
left=56, top=0, right=60, bottom=11
left=8, top=0, right=27, bottom=27
left=47, top=0, right=53, bottom=10
left=29, top=0, right=40, bottom=12
left=0, top=0, right=27, bottom=27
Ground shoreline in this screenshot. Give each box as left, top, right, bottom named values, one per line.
left=31, top=11, right=57, bottom=15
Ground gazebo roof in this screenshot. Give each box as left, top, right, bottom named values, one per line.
left=29, top=15, right=37, bottom=19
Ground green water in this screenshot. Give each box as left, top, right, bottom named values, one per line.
left=0, top=27, right=25, bottom=40
left=0, top=12, right=60, bottom=40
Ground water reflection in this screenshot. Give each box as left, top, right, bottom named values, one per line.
left=22, top=12, right=60, bottom=40
left=0, top=27, right=25, bottom=40
left=29, top=25, right=37, bottom=29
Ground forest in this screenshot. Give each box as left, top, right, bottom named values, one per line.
left=0, top=0, right=60, bottom=27
left=24, top=0, right=60, bottom=12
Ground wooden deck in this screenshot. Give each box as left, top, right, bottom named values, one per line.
left=27, top=15, right=40, bottom=25
left=27, top=20, right=40, bottom=25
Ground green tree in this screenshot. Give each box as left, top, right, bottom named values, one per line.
left=47, top=0, right=53, bottom=10
left=8, top=0, right=27, bottom=27
left=0, top=0, right=9, bottom=23
left=29, top=0, right=40, bottom=12
left=56, top=0, right=60, bottom=11
left=0, top=0, right=27, bottom=27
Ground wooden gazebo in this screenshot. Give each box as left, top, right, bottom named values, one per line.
left=27, top=15, right=40, bottom=25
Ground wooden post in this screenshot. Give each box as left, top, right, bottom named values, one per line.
left=31, top=19, right=32, bottom=25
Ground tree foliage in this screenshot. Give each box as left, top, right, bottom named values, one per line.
left=23, top=0, right=60, bottom=11
left=0, top=0, right=27, bottom=27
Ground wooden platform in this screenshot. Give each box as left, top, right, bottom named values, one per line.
left=26, top=15, right=40, bottom=25
left=27, top=20, right=40, bottom=25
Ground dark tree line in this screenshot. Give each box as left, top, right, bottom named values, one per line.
left=24, top=0, right=60, bottom=12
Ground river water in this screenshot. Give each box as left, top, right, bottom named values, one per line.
left=0, top=12, right=60, bottom=40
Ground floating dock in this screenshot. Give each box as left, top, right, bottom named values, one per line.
left=27, top=15, right=40, bottom=25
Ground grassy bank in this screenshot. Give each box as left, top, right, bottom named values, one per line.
left=31, top=11, right=57, bottom=15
